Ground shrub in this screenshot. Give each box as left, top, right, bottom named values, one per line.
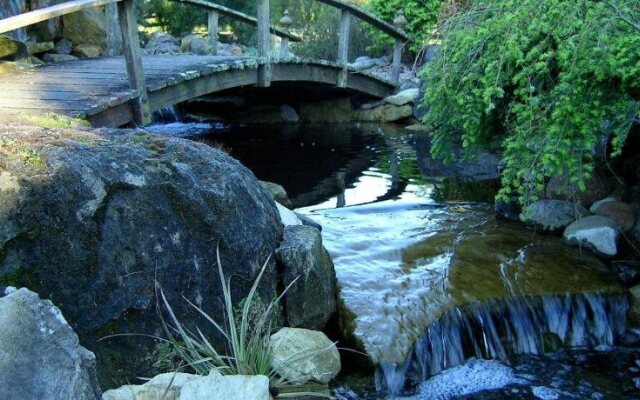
left=366, top=0, right=443, bottom=55
left=421, top=0, right=640, bottom=207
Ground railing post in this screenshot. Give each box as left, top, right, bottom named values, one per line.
left=118, top=0, right=150, bottom=126
left=256, top=0, right=271, bottom=87
left=208, top=10, right=219, bottom=55
left=279, top=9, right=293, bottom=59
left=337, top=9, right=351, bottom=87
left=392, top=12, right=408, bottom=87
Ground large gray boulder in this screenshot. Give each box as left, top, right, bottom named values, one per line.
left=276, top=225, right=337, bottom=329
left=523, top=200, right=590, bottom=233
left=270, top=328, right=341, bottom=385
left=62, top=7, right=107, bottom=48
left=563, top=216, right=620, bottom=257
left=0, top=34, right=27, bottom=60
left=0, top=127, right=283, bottom=388
left=0, top=287, right=101, bottom=400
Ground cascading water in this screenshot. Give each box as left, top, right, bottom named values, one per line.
left=375, top=293, right=628, bottom=397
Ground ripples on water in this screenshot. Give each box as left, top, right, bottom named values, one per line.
left=151, top=122, right=637, bottom=399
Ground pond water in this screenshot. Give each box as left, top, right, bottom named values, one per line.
left=148, top=122, right=640, bottom=399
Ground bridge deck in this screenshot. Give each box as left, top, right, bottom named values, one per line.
left=0, top=55, right=394, bottom=127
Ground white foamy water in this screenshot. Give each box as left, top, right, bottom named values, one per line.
left=405, top=359, right=528, bottom=400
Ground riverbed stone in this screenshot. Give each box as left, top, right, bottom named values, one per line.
left=260, top=180, right=293, bottom=209
left=54, top=38, right=73, bottom=54
left=270, top=328, right=341, bottom=385
left=524, top=200, right=590, bottom=233
left=276, top=225, right=337, bottom=329
left=563, top=216, right=620, bottom=257
left=592, top=200, right=636, bottom=232
left=0, top=127, right=284, bottom=388
left=43, top=53, right=78, bottom=63
left=0, top=288, right=101, bottom=400
left=280, top=104, right=300, bottom=123
left=145, top=32, right=181, bottom=55
left=353, top=104, right=413, bottom=122
left=26, top=41, right=54, bottom=55
left=385, top=88, right=419, bottom=106
left=546, top=173, right=611, bottom=207
left=73, top=44, right=102, bottom=58
left=0, top=34, right=27, bottom=60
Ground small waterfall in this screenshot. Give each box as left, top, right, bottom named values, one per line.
left=153, top=105, right=180, bottom=123
left=376, top=293, right=627, bottom=397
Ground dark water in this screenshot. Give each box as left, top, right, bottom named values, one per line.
left=147, top=122, right=640, bottom=399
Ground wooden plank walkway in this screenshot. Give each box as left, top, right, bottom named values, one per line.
left=0, top=55, right=395, bottom=127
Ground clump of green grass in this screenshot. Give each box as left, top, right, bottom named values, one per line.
left=24, top=112, right=90, bottom=129
left=157, top=249, right=335, bottom=398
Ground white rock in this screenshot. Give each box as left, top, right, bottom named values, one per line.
left=277, top=202, right=303, bottom=226
left=384, top=88, right=419, bottom=106
left=103, top=370, right=270, bottom=400
left=102, top=373, right=198, bottom=400
left=563, top=215, right=620, bottom=257
left=180, top=370, right=269, bottom=400
left=270, top=327, right=341, bottom=385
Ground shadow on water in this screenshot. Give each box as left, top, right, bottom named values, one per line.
left=149, top=122, right=637, bottom=399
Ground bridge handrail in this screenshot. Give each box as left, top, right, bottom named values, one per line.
left=169, top=0, right=301, bottom=42
left=0, top=0, right=122, bottom=34
left=313, top=0, right=409, bottom=42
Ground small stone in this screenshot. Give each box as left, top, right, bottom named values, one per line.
left=26, top=41, right=54, bottom=55
left=280, top=104, right=300, bottom=123
left=563, top=215, right=620, bottom=257
left=0, top=35, right=27, bottom=60
left=385, top=88, right=420, bottom=106
left=55, top=39, right=73, bottom=55
left=73, top=44, right=102, bottom=58
left=589, top=197, right=617, bottom=213
left=593, top=200, right=636, bottom=232
left=270, top=328, right=341, bottom=385
left=260, top=180, right=293, bottom=208
left=276, top=202, right=302, bottom=226
left=43, top=53, right=79, bottom=63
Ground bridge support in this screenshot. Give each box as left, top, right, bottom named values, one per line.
left=337, top=9, right=351, bottom=88
left=208, top=10, right=219, bottom=55
left=256, top=0, right=271, bottom=87
left=118, top=0, right=150, bottom=125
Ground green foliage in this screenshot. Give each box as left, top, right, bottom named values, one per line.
left=421, top=0, right=640, bottom=206
left=290, top=2, right=379, bottom=60
left=140, top=0, right=206, bottom=37
left=24, top=112, right=90, bottom=129
left=366, top=0, right=442, bottom=54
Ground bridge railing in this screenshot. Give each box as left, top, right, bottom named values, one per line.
left=0, top=0, right=151, bottom=125
left=0, top=0, right=409, bottom=126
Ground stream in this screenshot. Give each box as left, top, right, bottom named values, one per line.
left=147, top=121, right=640, bottom=399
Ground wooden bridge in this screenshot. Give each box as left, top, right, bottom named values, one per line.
left=0, top=0, right=409, bottom=127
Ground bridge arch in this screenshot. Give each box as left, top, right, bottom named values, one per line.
left=0, top=0, right=409, bottom=128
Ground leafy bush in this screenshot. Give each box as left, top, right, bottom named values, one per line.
left=290, top=3, right=379, bottom=61
left=422, top=0, right=640, bottom=206
left=366, top=0, right=443, bottom=54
